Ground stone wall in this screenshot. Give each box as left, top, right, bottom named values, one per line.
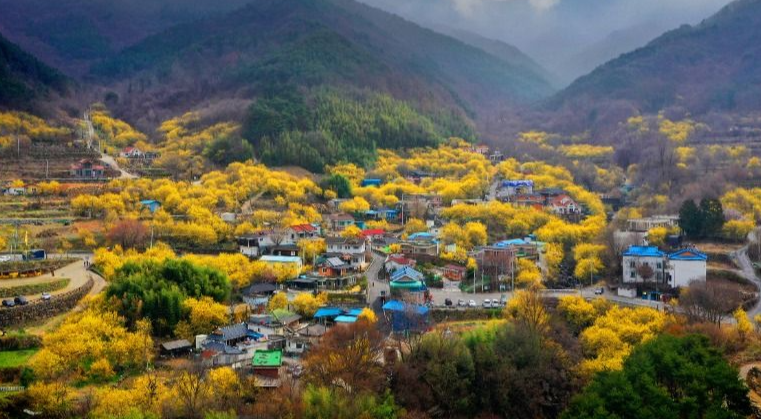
left=0, top=277, right=93, bottom=327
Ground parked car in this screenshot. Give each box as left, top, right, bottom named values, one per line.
left=445, top=298, right=453, bottom=307
left=468, top=299, right=477, bottom=308
left=41, top=292, right=51, bottom=301
left=594, top=287, right=605, bottom=295
left=482, top=299, right=491, bottom=308
left=491, top=300, right=501, bottom=309
left=14, top=296, right=28, bottom=306
left=2, top=299, right=15, bottom=307
left=457, top=299, right=466, bottom=307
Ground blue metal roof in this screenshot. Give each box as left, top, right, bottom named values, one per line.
left=382, top=300, right=429, bottom=315
left=668, top=248, right=708, bottom=261
left=391, top=266, right=424, bottom=282
left=494, top=238, right=528, bottom=247
left=334, top=315, right=358, bottom=323
left=623, top=246, right=665, bottom=257
left=408, top=232, right=434, bottom=241
left=314, top=307, right=343, bottom=318
left=346, top=308, right=364, bottom=316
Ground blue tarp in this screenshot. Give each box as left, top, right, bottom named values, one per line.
left=335, top=315, right=358, bottom=323
left=314, top=307, right=343, bottom=318
left=346, top=308, right=364, bottom=317
left=382, top=300, right=429, bottom=315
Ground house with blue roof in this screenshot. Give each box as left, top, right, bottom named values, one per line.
left=667, top=248, right=708, bottom=288
left=623, top=246, right=667, bottom=285
left=622, top=245, right=707, bottom=290
left=390, top=266, right=426, bottom=294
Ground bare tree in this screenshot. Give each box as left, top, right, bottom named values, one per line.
left=174, top=363, right=210, bottom=419
left=636, top=263, right=655, bottom=283
left=679, top=280, right=743, bottom=324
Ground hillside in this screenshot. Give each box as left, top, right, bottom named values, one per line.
left=90, top=0, right=554, bottom=127
left=0, top=32, right=70, bottom=111
left=432, top=26, right=557, bottom=88
left=0, top=0, right=252, bottom=76
left=549, top=0, right=761, bottom=126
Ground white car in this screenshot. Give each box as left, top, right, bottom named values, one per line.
left=482, top=299, right=491, bottom=308
left=468, top=299, right=477, bottom=308
left=491, top=300, right=501, bottom=309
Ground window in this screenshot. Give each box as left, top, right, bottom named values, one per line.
left=630, top=271, right=636, bottom=278
left=656, top=262, right=662, bottom=269
left=629, top=261, right=636, bottom=268
left=656, top=272, right=662, bottom=281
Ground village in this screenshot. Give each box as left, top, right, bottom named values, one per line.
left=0, top=137, right=735, bottom=404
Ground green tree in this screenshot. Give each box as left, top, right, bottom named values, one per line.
left=699, top=198, right=725, bottom=238
left=203, top=135, right=254, bottom=166
left=561, top=334, right=751, bottom=419
left=321, top=173, right=352, bottom=199
left=679, top=199, right=702, bottom=238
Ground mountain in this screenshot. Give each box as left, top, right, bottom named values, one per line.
left=0, top=0, right=253, bottom=76
left=559, top=21, right=674, bottom=87
left=550, top=0, right=761, bottom=126
left=0, top=32, right=70, bottom=111
left=432, top=26, right=558, bottom=88
left=89, top=0, right=554, bottom=127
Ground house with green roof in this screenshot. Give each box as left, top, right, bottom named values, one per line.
left=252, top=349, right=283, bottom=380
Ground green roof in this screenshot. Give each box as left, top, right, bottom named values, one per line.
left=252, top=349, right=282, bottom=367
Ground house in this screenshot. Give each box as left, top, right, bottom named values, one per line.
left=512, top=193, right=545, bottom=210
left=390, top=266, right=426, bottom=294
left=297, top=323, right=327, bottom=340
left=361, top=229, right=386, bottom=242
left=208, top=323, right=251, bottom=347
left=287, top=224, right=321, bottom=242
left=501, top=180, right=534, bottom=196
left=622, top=245, right=708, bottom=290
left=326, top=213, right=355, bottom=231
left=622, top=246, right=667, bottom=285
left=385, top=254, right=417, bottom=273
left=70, top=159, right=105, bottom=178
left=248, top=310, right=301, bottom=336
left=548, top=194, right=580, bottom=215
left=399, top=235, right=439, bottom=257
left=260, top=256, right=303, bottom=278
left=120, top=146, right=144, bottom=158
left=443, top=264, right=467, bottom=281
left=140, top=199, right=161, bottom=214
left=160, top=339, right=193, bottom=357
left=242, top=282, right=278, bottom=297
left=667, top=248, right=708, bottom=288
left=237, top=231, right=276, bottom=257
left=252, top=349, right=283, bottom=382
left=472, top=246, right=515, bottom=277
left=326, top=237, right=367, bottom=269
left=317, top=257, right=352, bottom=277
left=271, top=245, right=300, bottom=257
left=626, top=215, right=680, bottom=233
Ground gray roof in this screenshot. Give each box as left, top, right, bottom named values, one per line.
left=212, top=323, right=248, bottom=341
left=161, top=339, right=192, bottom=351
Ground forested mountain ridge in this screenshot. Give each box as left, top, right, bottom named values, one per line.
left=0, top=32, right=70, bottom=112
left=89, top=0, right=554, bottom=127
left=548, top=0, right=761, bottom=128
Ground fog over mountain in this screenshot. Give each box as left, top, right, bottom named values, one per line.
left=357, top=0, right=733, bottom=85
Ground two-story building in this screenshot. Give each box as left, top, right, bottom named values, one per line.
left=326, top=213, right=356, bottom=232
left=325, top=237, right=368, bottom=270
left=622, top=245, right=707, bottom=289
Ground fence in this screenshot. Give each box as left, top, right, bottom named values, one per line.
left=0, top=277, right=93, bottom=327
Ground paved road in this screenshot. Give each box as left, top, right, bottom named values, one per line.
left=365, top=251, right=664, bottom=310
left=733, top=230, right=761, bottom=321
left=0, top=256, right=106, bottom=302
left=100, top=152, right=137, bottom=179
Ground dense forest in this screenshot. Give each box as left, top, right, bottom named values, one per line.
left=0, top=33, right=70, bottom=111
left=244, top=88, right=475, bottom=171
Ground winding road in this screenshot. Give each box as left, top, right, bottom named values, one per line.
left=0, top=255, right=106, bottom=302
left=732, top=230, right=761, bottom=321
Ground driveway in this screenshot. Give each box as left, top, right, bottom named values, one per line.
left=101, top=152, right=137, bottom=179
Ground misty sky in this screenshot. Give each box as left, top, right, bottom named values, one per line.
left=358, top=0, right=733, bottom=85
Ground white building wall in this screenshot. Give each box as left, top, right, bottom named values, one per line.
left=668, top=260, right=707, bottom=288
left=622, top=255, right=664, bottom=284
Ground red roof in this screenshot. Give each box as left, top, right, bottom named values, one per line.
left=550, top=194, right=576, bottom=207
left=361, top=229, right=385, bottom=237
left=123, top=146, right=135, bottom=152
left=290, top=224, right=317, bottom=233
left=387, top=255, right=415, bottom=266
